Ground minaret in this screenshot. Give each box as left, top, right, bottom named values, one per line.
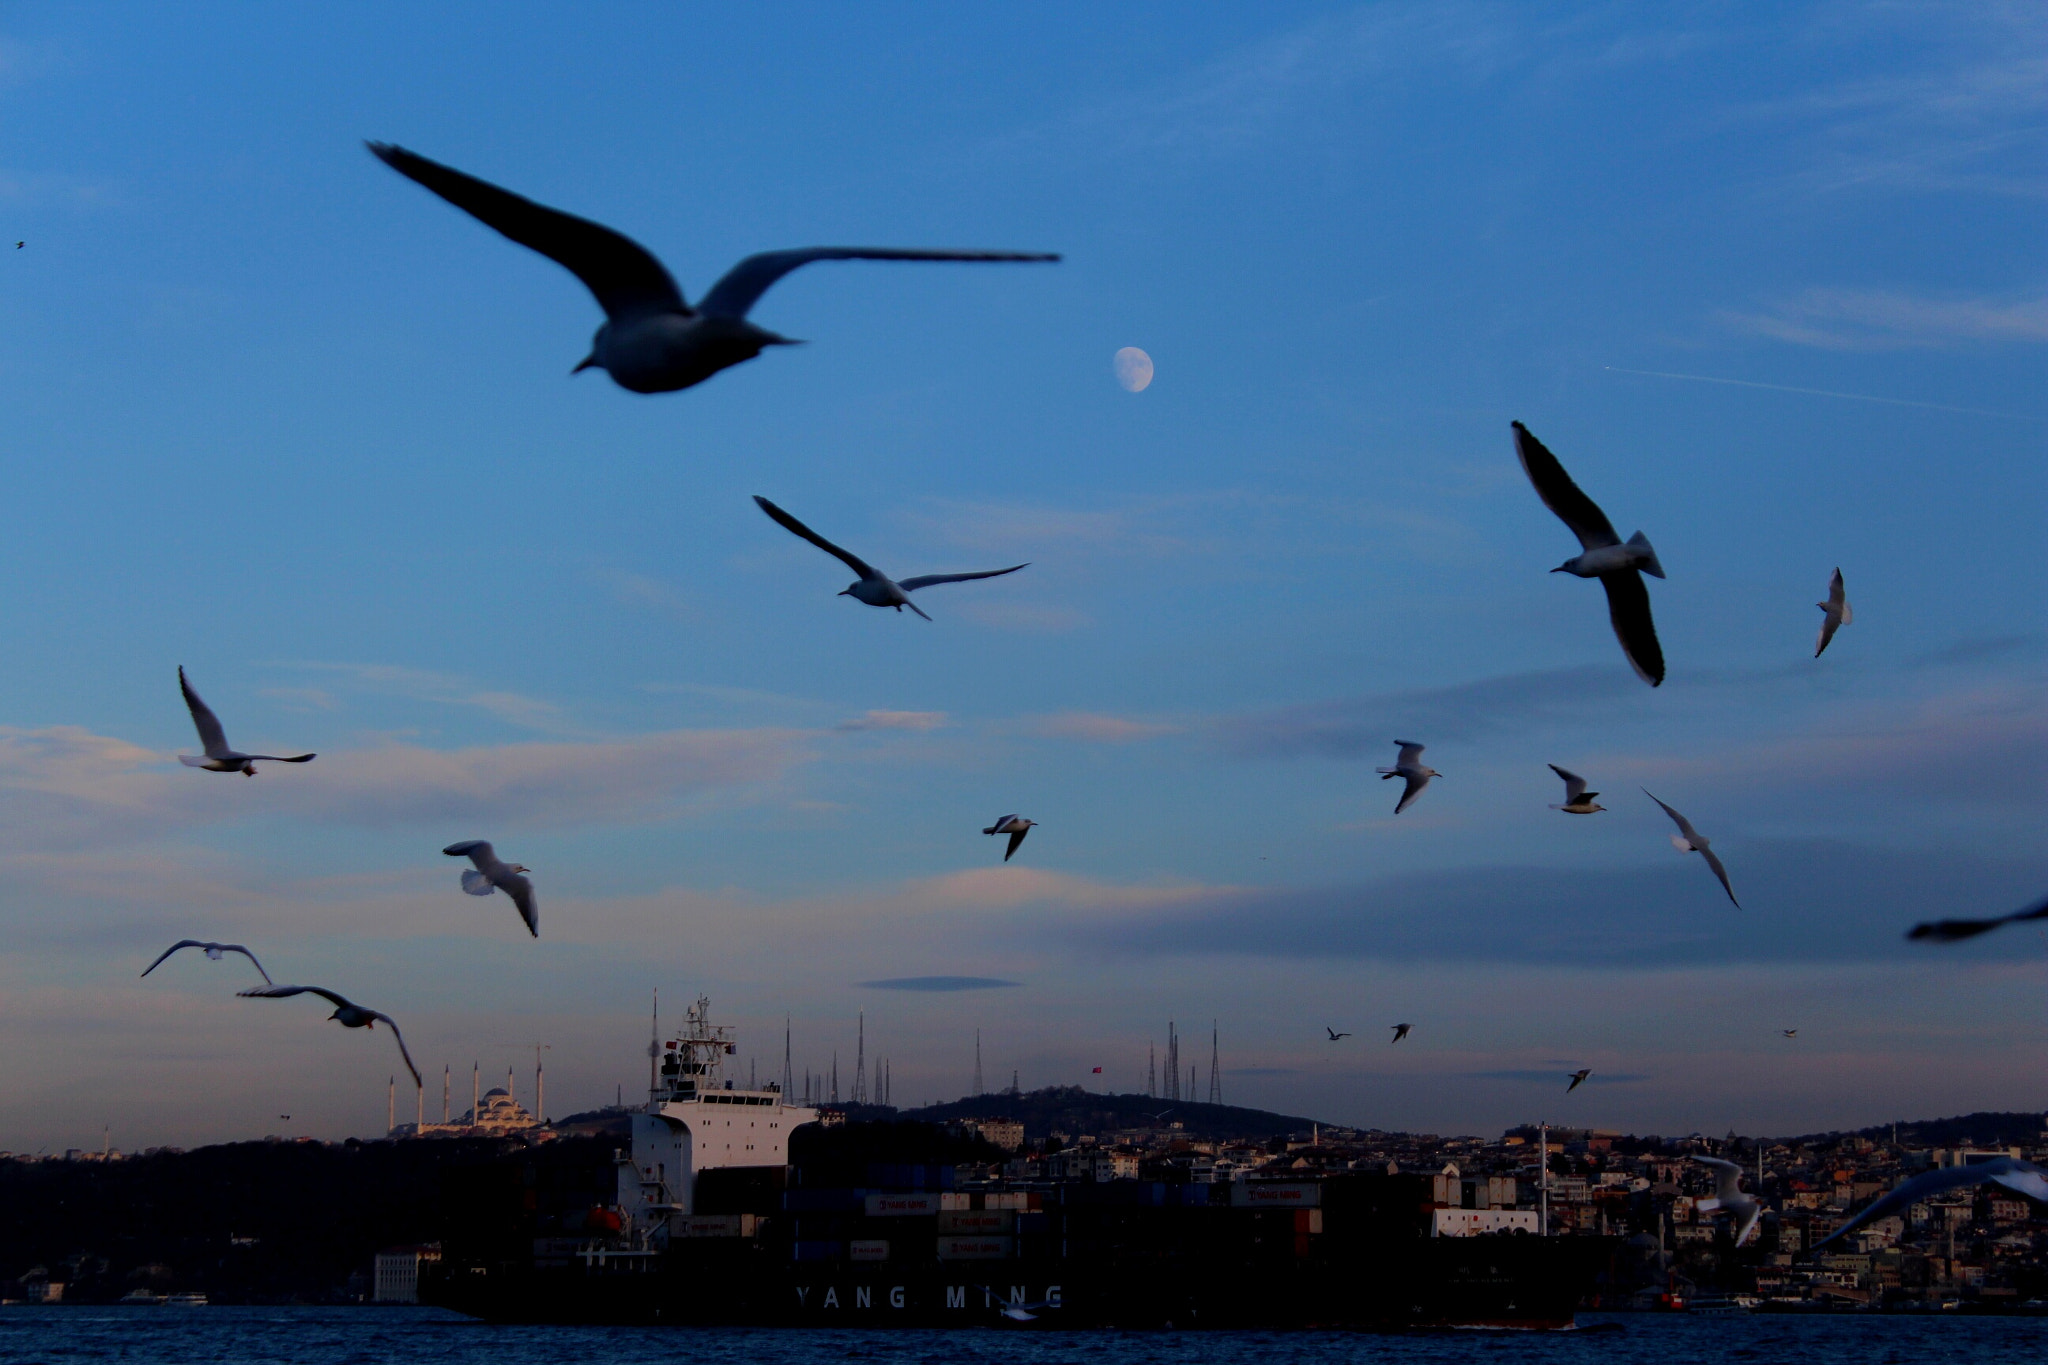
left=1148, top=1042, right=1156, bottom=1098
left=830, top=1052, right=839, bottom=1104
left=442, top=1065, right=450, bottom=1124
left=472, top=1062, right=479, bottom=1124
left=782, top=1016, right=793, bottom=1097
left=536, top=1058, right=545, bottom=1123
left=506, top=1067, right=515, bottom=1106
left=1208, top=1020, right=1222, bottom=1104
left=853, top=1013, right=867, bottom=1104
left=1165, top=1022, right=1179, bottom=1101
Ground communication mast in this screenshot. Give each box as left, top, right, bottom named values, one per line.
left=1208, top=1020, right=1222, bottom=1104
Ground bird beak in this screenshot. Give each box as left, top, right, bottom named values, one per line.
left=760, top=332, right=804, bottom=347
left=837, top=589, right=852, bottom=596
left=572, top=353, right=600, bottom=374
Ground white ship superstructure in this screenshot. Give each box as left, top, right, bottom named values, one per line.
left=621, top=996, right=816, bottom=1235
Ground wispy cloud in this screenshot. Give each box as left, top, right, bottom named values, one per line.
left=586, top=567, right=699, bottom=621
left=835, top=710, right=949, bottom=733
left=1719, top=288, right=2048, bottom=350
left=269, top=662, right=568, bottom=733
left=1019, top=712, right=1179, bottom=744
left=857, top=976, right=1021, bottom=992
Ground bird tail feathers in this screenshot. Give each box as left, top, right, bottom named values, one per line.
left=1671, top=834, right=1694, bottom=853
left=1626, top=531, right=1666, bottom=579
left=178, top=755, right=211, bottom=768
left=461, top=870, right=496, bottom=896
left=1840, top=601, right=1853, bottom=624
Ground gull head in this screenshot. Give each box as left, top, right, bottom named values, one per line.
left=511, top=864, right=532, bottom=876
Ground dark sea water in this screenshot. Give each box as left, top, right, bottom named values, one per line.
left=2, top=1307, right=2045, bottom=1365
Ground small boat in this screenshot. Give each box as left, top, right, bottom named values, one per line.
left=164, top=1292, right=209, bottom=1306
left=118, top=1289, right=167, bottom=1305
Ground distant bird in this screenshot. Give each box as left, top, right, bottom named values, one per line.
left=1814, top=568, right=1852, bottom=658
left=983, top=814, right=1036, bottom=862
left=1906, top=894, right=2048, bottom=944
left=1810, top=1158, right=2048, bottom=1255
left=1326, top=1027, right=1352, bottom=1041
left=238, top=984, right=421, bottom=1087
left=141, top=940, right=273, bottom=986
left=1391, top=1024, right=1411, bottom=1044
left=1644, top=790, right=1739, bottom=908
left=1566, top=1069, right=1591, bottom=1092
left=1690, top=1154, right=1763, bottom=1246
left=1547, top=764, right=1605, bottom=814
left=1512, top=422, right=1666, bottom=686
left=12, top=241, right=20, bottom=249
left=1375, top=741, right=1439, bottom=814
left=443, top=840, right=538, bottom=937
left=1780, top=1029, right=1798, bottom=1038
left=177, top=667, right=315, bottom=776
left=367, top=143, right=1058, bottom=395
left=753, top=496, right=1026, bottom=619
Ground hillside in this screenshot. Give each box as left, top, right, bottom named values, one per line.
left=898, top=1086, right=1324, bottom=1144
left=1784, top=1110, right=2046, bottom=1149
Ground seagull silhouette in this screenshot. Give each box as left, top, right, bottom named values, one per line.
left=1811, top=1159, right=2048, bottom=1255
left=238, top=984, right=420, bottom=1087
left=1690, top=1154, right=1763, bottom=1246
left=983, top=815, right=1036, bottom=862
left=1780, top=1029, right=1798, bottom=1038
left=754, top=496, right=1026, bottom=619
left=1547, top=764, right=1605, bottom=814
left=1376, top=741, right=1439, bottom=814
left=141, top=940, right=273, bottom=986
left=1644, top=790, right=1739, bottom=907
left=1907, top=893, right=2048, bottom=943
left=1326, top=1027, right=1352, bottom=1041
left=1391, top=1023, right=1411, bottom=1043
left=1814, top=568, right=1852, bottom=658
left=1512, top=421, right=1666, bottom=686
left=177, top=668, right=315, bottom=776
left=443, top=841, right=538, bottom=936
left=1566, top=1068, right=1591, bottom=1092
left=368, top=143, right=1058, bottom=394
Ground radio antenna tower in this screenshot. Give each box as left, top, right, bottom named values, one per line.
left=1208, top=1020, right=1222, bottom=1104
left=782, top=1016, right=793, bottom=1096
left=973, top=1029, right=984, bottom=1097
left=1164, top=1021, right=1179, bottom=1101
left=852, top=1013, right=867, bottom=1104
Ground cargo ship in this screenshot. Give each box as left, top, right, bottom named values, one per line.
left=424, top=999, right=1610, bottom=1329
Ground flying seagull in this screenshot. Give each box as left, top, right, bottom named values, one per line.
left=1391, top=1023, right=1411, bottom=1043
left=983, top=814, right=1036, bottom=862
left=1326, top=1027, right=1352, bottom=1041
left=1690, top=1154, right=1763, bottom=1246
left=237, top=984, right=421, bottom=1088
left=1548, top=764, right=1605, bottom=814
left=1814, top=568, right=1852, bottom=658
left=177, top=667, right=315, bottom=776
left=1781, top=1029, right=1798, bottom=1038
left=1810, top=1158, right=2048, bottom=1255
left=367, top=143, right=1058, bottom=394
left=140, top=940, right=273, bottom=986
left=1566, top=1068, right=1591, bottom=1092
left=755, top=496, right=1026, bottom=619
left=1906, top=894, right=2048, bottom=944
left=1512, top=422, right=1666, bottom=686
left=1644, top=790, right=1739, bottom=907
left=443, top=840, right=538, bottom=937
left=1376, top=741, right=1439, bottom=814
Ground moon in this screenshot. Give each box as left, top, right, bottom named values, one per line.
left=1112, top=346, right=1154, bottom=392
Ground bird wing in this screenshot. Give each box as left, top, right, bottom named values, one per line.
left=240, top=753, right=316, bottom=764
left=696, top=247, right=1060, bottom=320
left=443, top=839, right=496, bottom=866
left=1393, top=741, right=1425, bottom=766
left=461, top=869, right=497, bottom=897
left=898, top=565, right=1030, bottom=592
left=1549, top=764, right=1587, bottom=802
left=1910, top=894, right=2048, bottom=943
left=1815, top=613, right=1841, bottom=658
left=1598, top=570, right=1665, bottom=686
left=1988, top=1162, right=2048, bottom=1205
left=239, top=983, right=351, bottom=1009
left=140, top=940, right=207, bottom=977
left=212, top=943, right=274, bottom=985
left=502, top=874, right=539, bottom=936
left=1699, top=844, right=1740, bottom=908
left=1643, top=791, right=1700, bottom=843
left=1828, top=568, right=1846, bottom=609
left=1004, top=827, right=1028, bottom=861
left=1733, top=1203, right=1763, bottom=1247
left=373, top=1012, right=424, bottom=1089
left=1567, top=1072, right=1587, bottom=1091
left=1511, top=422, right=1620, bottom=551
left=1811, top=1163, right=2031, bottom=1253
left=752, top=496, right=881, bottom=580
left=367, top=143, right=686, bottom=320
left=179, top=668, right=231, bottom=758
left=1394, top=771, right=1429, bottom=814
left=1691, top=1155, right=1743, bottom=1202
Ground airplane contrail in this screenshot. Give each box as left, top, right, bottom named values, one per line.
left=1602, top=366, right=2040, bottom=422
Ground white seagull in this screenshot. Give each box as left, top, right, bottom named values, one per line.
left=368, top=144, right=1058, bottom=394
left=1548, top=764, right=1605, bottom=814
left=1811, top=1158, right=2048, bottom=1255
left=1644, top=790, right=1739, bottom=907
left=1814, top=568, right=1852, bottom=658
left=1907, top=893, right=2048, bottom=943
left=755, top=496, right=1026, bottom=619
left=177, top=667, right=315, bottom=776
left=443, top=840, right=538, bottom=937
left=1690, top=1154, right=1763, bottom=1246
left=238, top=984, right=421, bottom=1088
left=141, top=939, right=273, bottom=986
left=1512, top=422, right=1666, bottom=686
left=983, top=814, right=1036, bottom=862
left=1376, top=741, right=1439, bottom=814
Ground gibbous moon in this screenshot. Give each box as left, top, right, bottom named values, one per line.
left=1113, top=346, right=1154, bottom=392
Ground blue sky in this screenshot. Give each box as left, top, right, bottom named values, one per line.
left=0, top=2, right=2042, bottom=1149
